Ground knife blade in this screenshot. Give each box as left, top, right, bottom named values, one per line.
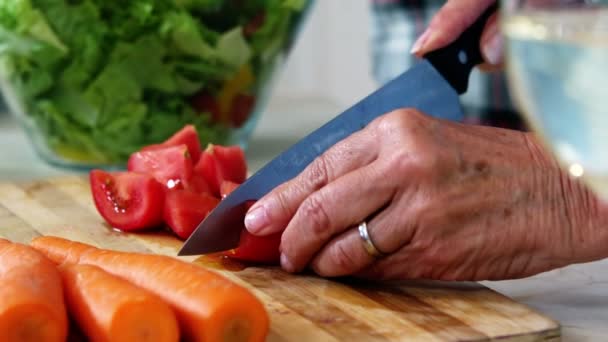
left=179, top=3, right=498, bottom=256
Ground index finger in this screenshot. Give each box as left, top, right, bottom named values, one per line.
left=412, top=0, right=499, bottom=63
left=244, top=129, right=379, bottom=236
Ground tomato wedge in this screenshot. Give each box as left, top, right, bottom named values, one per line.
left=220, top=182, right=281, bottom=264
left=220, top=180, right=240, bottom=199
left=141, top=125, right=202, bottom=163
left=229, top=94, right=256, bottom=128
left=193, top=150, right=220, bottom=195
left=226, top=231, right=282, bottom=264
left=191, top=92, right=221, bottom=125
left=213, top=145, right=247, bottom=184
left=90, top=170, right=165, bottom=231
left=128, top=145, right=193, bottom=190
left=194, top=144, right=247, bottom=196
left=163, top=190, right=220, bottom=240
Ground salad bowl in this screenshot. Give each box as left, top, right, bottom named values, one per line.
left=0, top=0, right=313, bottom=169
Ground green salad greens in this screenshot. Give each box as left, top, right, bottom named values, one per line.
left=0, top=0, right=307, bottom=164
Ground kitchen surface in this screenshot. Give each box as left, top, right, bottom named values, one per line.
left=1, top=0, right=608, bottom=340
left=3, top=96, right=608, bottom=340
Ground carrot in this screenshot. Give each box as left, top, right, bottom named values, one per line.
left=59, top=263, right=180, bottom=342
left=0, top=240, right=68, bottom=342
left=31, top=236, right=269, bottom=342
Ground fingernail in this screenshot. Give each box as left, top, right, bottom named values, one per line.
left=281, top=254, right=295, bottom=273
left=482, top=32, right=503, bottom=65
left=244, top=206, right=269, bottom=234
left=410, top=29, right=432, bottom=55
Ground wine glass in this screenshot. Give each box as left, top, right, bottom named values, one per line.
left=501, top=0, right=608, bottom=198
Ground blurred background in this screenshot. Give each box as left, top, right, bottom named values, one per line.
left=0, top=0, right=520, bottom=178
left=0, top=0, right=377, bottom=178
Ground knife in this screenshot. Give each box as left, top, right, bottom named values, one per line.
left=179, top=3, right=498, bottom=256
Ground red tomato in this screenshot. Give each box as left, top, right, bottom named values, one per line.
left=220, top=184, right=281, bottom=264
left=191, top=91, right=221, bottom=125
left=141, top=125, right=202, bottom=163
left=243, top=12, right=266, bottom=37
left=194, top=144, right=247, bottom=196
left=193, top=150, right=220, bottom=195
left=90, top=170, right=165, bottom=231
left=220, top=180, right=240, bottom=199
left=163, top=190, right=220, bottom=240
left=226, top=231, right=282, bottom=264
left=213, top=145, right=247, bottom=184
left=128, top=145, right=194, bottom=190
left=189, top=175, right=212, bottom=194
left=229, top=94, right=256, bottom=128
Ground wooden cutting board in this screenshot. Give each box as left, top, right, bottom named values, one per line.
left=0, top=176, right=560, bottom=341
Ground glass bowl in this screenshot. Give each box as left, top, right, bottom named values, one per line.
left=501, top=0, right=608, bottom=199
left=0, top=0, right=314, bottom=170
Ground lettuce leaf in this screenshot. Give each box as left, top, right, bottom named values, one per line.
left=0, top=0, right=306, bottom=164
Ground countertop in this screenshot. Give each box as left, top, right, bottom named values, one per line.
left=1, top=97, right=607, bottom=341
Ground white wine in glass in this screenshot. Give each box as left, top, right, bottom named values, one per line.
left=502, top=0, right=608, bottom=198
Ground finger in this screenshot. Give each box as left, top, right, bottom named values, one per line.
left=411, top=0, right=497, bottom=57
left=309, top=196, right=417, bottom=277
left=244, top=129, right=379, bottom=236
left=279, top=161, right=393, bottom=273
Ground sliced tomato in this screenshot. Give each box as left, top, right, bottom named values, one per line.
left=90, top=170, right=164, bottom=231
left=220, top=180, right=240, bottom=199
left=189, top=175, right=212, bottom=194
left=213, top=145, right=247, bottom=184
left=194, top=144, right=247, bottom=196
left=163, top=190, right=220, bottom=239
left=220, top=184, right=281, bottom=264
left=229, top=94, right=256, bottom=128
left=226, top=230, right=282, bottom=264
left=141, top=125, right=202, bottom=163
left=193, top=149, right=220, bottom=195
left=128, top=144, right=194, bottom=190
left=191, top=92, right=222, bottom=125
left=243, top=12, right=266, bottom=37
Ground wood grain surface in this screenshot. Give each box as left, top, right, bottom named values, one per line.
left=0, top=176, right=561, bottom=341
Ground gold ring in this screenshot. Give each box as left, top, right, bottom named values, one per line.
left=358, top=221, right=384, bottom=258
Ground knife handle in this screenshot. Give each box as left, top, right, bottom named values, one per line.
left=424, top=2, right=499, bottom=95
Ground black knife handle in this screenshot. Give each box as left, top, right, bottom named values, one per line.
left=424, top=2, right=499, bottom=95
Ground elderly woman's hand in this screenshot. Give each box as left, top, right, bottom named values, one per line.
left=244, top=109, right=608, bottom=280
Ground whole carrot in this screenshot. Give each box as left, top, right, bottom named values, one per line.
left=0, top=239, right=68, bottom=342
left=31, top=236, right=269, bottom=342
left=59, top=263, right=180, bottom=342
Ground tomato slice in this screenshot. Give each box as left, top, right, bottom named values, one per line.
left=229, top=94, right=256, bottom=128
left=243, top=12, right=266, bottom=37
left=226, top=230, right=282, bottom=264
left=163, top=190, right=220, bottom=240
left=90, top=170, right=165, bottom=231
left=194, top=144, right=247, bottom=196
left=141, top=125, right=202, bottom=164
left=220, top=180, right=240, bottom=199
left=128, top=145, right=194, bottom=190
left=189, top=175, right=212, bottom=195
left=191, top=92, right=222, bottom=125
left=193, top=149, right=220, bottom=195
left=220, top=183, right=281, bottom=264
left=213, top=145, right=247, bottom=184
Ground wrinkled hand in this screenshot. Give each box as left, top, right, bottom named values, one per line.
left=244, top=109, right=608, bottom=280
